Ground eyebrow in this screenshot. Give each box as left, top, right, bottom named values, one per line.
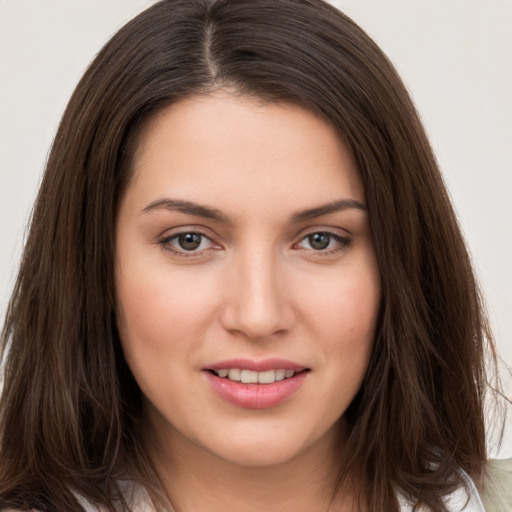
left=142, top=198, right=232, bottom=224
left=290, top=199, right=367, bottom=223
left=141, top=197, right=367, bottom=224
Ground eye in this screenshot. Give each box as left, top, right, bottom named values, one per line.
left=296, top=231, right=351, bottom=253
left=159, top=231, right=218, bottom=255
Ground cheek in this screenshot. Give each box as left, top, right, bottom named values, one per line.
left=304, top=269, right=380, bottom=343
left=115, top=264, right=220, bottom=361
left=298, top=260, right=380, bottom=397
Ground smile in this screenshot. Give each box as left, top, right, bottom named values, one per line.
left=204, top=360, right=310, bottom=409
left=209, top=368, right=297, bottom=384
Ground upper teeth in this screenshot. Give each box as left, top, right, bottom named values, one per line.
left=214, top=369, right=296, bottom=384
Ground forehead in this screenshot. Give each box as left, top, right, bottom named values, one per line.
left=126, top=91, right=364, bottom=213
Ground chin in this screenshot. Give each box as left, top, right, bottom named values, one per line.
left=212, top=441, right=306, bottom=468
left=196, top=420, right=337, bottom=469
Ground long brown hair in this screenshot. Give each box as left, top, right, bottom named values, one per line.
left=0, top=1, right=497, bottom=510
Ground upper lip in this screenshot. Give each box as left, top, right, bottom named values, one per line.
left=204, top=358, right=308, bottom=372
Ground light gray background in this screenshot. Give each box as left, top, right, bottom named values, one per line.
left=1, top=0, right=511, bottom=456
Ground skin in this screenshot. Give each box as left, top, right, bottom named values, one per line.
left=115, top=91, right=380, bottom=511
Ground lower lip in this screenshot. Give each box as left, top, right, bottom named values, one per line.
left=204, top=371, right=308, bottom=409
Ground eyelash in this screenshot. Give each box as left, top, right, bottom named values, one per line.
left=157, top=229, right=352, bottom=257
left=157, top=230, right=219, bottom=258
left=294, top=231, right=352, bottom=255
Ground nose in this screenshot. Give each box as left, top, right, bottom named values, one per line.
left=220, top=249, right=294, bottom=340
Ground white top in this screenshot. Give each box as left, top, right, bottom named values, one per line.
left=398, top=470, right=486, bottom=511
left=78, top=474, right=486, bottom=512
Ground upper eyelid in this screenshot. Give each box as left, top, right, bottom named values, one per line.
left=295, top=232, right=351, bottom=245
left=295, top=225, right=351, bottom=239
left=158, top=225, right=218, bottom=240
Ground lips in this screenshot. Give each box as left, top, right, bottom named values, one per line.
left=210, top=368, right=298, bottom=384
left=203, top=358, right=310, bottom=409
left=206, top=357, right=306, bottom=372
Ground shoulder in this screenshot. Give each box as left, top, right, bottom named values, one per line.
left=442, top=460, right=512, bottom=512
left=398, top=464, right=489, bottom=511
left=1, top=482, right=164, bottom=512
left=75, top=481, right=160, bottom=512
left=480, top=458, right=512, bottom=512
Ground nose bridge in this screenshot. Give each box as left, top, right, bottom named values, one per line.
left=222, top=243, right=291, bottom=339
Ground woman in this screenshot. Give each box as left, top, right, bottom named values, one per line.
left=0, top=0, right=510, bottom=510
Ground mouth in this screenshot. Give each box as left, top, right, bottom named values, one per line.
left=207, top=368, right=305, bottom=384
left=203, top=359, right=310, bottom=409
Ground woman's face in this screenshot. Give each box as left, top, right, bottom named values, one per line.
left=115, top=91, right=380, bottom=468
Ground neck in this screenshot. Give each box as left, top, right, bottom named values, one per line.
left=144, top=417, right=354, bottom=512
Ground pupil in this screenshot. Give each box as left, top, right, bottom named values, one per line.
left=309, top=233, right=330, bottom=250
left=178, top=233, right=202, bottom=250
